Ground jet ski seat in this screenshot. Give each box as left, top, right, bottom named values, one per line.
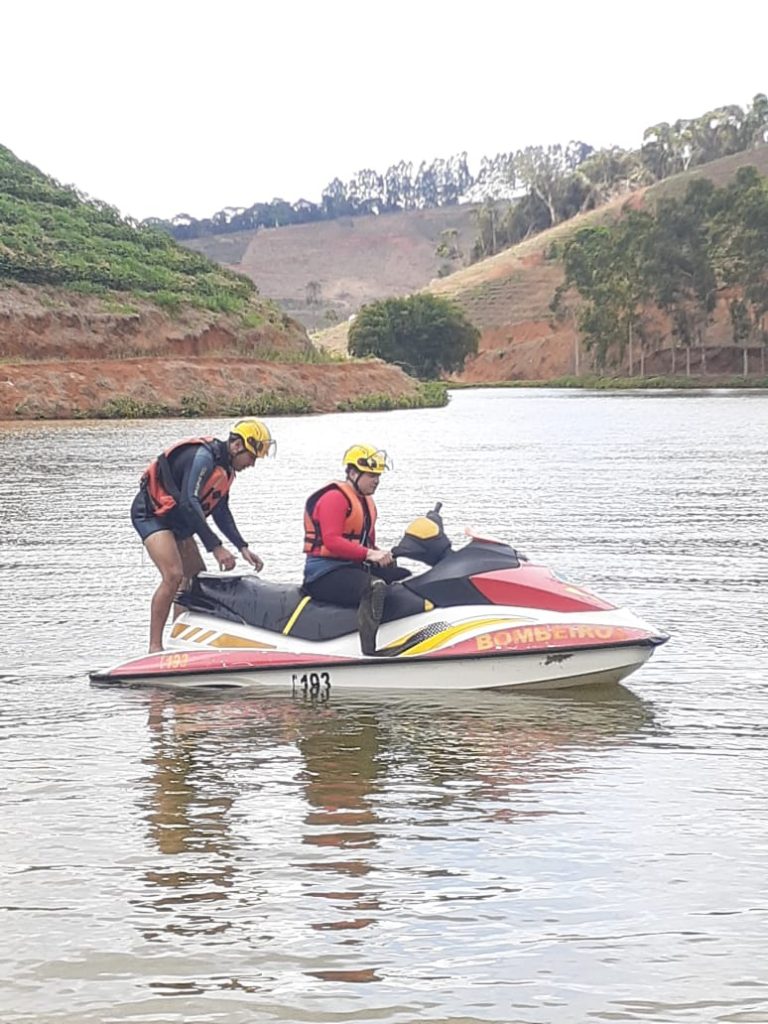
left=178, top=573, right=426, bottom=642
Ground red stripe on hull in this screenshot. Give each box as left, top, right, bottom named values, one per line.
left=111, top=648, right=354, bottom=678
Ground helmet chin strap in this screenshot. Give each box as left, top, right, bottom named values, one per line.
left=347, top=468, right=364, bottom=493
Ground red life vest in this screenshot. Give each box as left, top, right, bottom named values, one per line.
left=142, top=437, right=233, bottom=517
left=303, top=481, right=377, bottom=556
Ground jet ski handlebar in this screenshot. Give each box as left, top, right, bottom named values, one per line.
left=391, top=502, right=452, bottom=566
left=391, top=502, right=527, bottom=566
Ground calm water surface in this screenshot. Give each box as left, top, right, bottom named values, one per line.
left=1, top=389, right=766, bottom=1023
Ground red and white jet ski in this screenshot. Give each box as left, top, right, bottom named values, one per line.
left=90, top=505, right=668, bottom=693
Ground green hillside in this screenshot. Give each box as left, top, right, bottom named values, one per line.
left=0, top=144, right=284, bottom=326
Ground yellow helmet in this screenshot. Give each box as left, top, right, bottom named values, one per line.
left=343, top=444, right=390, bottom=475
left=230, top=418, right=275, bottom=458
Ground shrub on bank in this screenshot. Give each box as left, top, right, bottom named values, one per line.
left=336, top=381, right=450, bottom=411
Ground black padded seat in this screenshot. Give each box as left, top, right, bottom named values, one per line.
left=178, top=573, right=426, bottom=642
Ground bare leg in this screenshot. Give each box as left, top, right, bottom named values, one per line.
left=174, top=537, right=206, bottom=620
left=143, top=531, right=184, bottom=653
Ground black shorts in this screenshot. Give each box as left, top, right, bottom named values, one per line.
left=130, top=490, right=193, bottom=543
left=303, top=565, right=372, bottom=607
left=303, top=562, right=409, bottom=607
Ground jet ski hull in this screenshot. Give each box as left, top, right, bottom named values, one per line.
left=90, top=605, right=667, bottom=693
left=90, top=643, right=658, bottom=692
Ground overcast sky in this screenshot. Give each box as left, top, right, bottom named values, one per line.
left=3, top=0, right=765, bottom=221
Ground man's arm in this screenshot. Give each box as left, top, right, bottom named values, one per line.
left=211, top=487, right=263, bottom=571
left=211, top=496, right=247, bottom=552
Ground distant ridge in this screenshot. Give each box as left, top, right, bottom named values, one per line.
left=315, top=145, right=768, bottom=377
left=183, top=203, right=483, bottom=332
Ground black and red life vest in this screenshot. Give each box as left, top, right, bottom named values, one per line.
left=142, top=437, right=233, bottom=517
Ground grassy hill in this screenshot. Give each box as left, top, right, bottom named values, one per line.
left=0, top=144, right=297, bottom=331
left=0, top=145, right=435, bottom=418
left=183, top=203, right=483, bottom=332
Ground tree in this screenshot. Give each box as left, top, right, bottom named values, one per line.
left=558, top=213, right=658, bottom=374
left=744, top=93, right=768, bottom=148
left=348, top=294, right=479, bottom=379
left=435, top=228, right=463, bottom=275
left=559, top=226, right=625, bottom=371
left=436, top=227, right=461, bottom=259
left=305, top=280, right=322, bottom=305
left=514, top=142, right=591, bottom=228
left=710, top=166, right=768, bottom=373
left=321, top=178, right=350, bottom=218
left=645, top=184, right=717, bottom=374
left=641, top=122, right=683, bottom=180
left=470, top=198, right=505, bottom=260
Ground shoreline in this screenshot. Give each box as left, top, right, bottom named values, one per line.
left=448, top=374, right=768, bottom=391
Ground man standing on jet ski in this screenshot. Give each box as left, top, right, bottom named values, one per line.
left=131, top=419, right=274, bottom=653
left=302, top=444, right=403, bottom=656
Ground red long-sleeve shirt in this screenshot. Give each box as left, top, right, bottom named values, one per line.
left=310, top=488, right=375, bottom=561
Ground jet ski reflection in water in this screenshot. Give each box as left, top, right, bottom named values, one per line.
left=91, top=503, right=669, bottom=692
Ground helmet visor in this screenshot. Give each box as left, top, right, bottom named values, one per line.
left=246, top=437, right=276, bottom=459
left=354, top=449, right=390, bottom=474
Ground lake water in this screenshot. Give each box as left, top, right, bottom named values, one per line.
left=1, top=388, right=766, bottom=1023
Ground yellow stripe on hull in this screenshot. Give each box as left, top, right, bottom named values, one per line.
left=382, top=617, right=532, bottom=657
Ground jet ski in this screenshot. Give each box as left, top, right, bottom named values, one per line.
left=90, top=505, right=669, bottom=693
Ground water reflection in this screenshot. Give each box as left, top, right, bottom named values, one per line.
left=138, top=696, right=240, bottom=940
left=133, top=686, right=658, bottom=960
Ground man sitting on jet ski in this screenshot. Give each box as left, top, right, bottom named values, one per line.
left=131, top=418, right=275, bottom=653
left=302, top=444, right=408, bottom=655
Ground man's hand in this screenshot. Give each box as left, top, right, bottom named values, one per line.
left=241, top=546, right=264, bottom=572
left=366, top=548, right=394, bottom=567
left=213, top=545, right=236, bottom=571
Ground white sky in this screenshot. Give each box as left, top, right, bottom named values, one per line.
left=3, top=0, right=765, bottom=222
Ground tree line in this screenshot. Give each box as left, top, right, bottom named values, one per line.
left=551, top=167, right=768, bottom=375
left=146, top=94, right=768, bottom=249
left=147, top=155, right=473, bottom=239
left=470, top=96, right=768, bottom=261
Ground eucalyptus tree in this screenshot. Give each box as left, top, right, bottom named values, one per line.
left=645, top=182, right=718, bottom=374
left=709, top=166, right=768, bottom=374
left=743, top=93, right=768, bottom=148
left=556, top=226, right=623, bottom=371
left=641, top=122, right=683, bottom=181
left=576, top=147, right=648, bottom=207
left=514, top=143, right=593, bottom=228
left=471, top=198, right=501, bottom=260
left=557, top=214, right=655, bottom=374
